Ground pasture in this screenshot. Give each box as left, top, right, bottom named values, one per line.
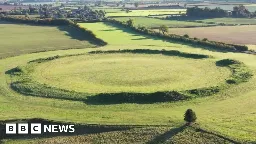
left=0, top=23, right=98, bottom=59
left=0, top=22, right=255, bottom=143
left=112, top=17, right=211, bottom=28
left=165, top=25, right=256, bottom=45
left=196, top=18, right=256, bottom=25
left=106, top=9, right=186, bottom=17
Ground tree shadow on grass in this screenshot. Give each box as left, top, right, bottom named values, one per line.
left=104, top=22, right=236, bottom=53
left=0, top=118, right=132, bottom=141
left=56, top=26, right=98, bottom=45
left=100, top=29, right=119, bottom=31
left=146, top=125, right=187, bottom=144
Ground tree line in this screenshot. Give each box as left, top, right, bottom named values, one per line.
left=106, top=18, right=248, bottom=52
left=187, top=5, right=256, bottom=18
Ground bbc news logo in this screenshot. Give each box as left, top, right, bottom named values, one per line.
left=6, top=123, right=75, bottom=134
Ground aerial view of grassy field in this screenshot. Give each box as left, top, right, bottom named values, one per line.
left=165, top=25, right=256, bottom=45
left=0, top=20, right=255, bottom=143
left=112, top=17, right=211, bottom=28
left=0, top=22, right=97, bottom=59
left=0, top=1, right=256, bottom=143
left=107, top=9, right=186, bottom=17
left=195, top=18, right=256, bottom=25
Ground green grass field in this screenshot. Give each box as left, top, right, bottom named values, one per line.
left=0, top=22, right=97, bottom=59
left=0, top=22, right=256, bottom=143
left=112, top=17, right=211, bottom=28
left=30, top=53, right=230, bottom=93
left=196, top=18, right=256, bottom=25
left=3, top=126, right=235, bottom=144
left=107, top=9, right=186, bottom=17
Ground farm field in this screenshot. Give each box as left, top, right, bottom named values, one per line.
left=164, top=25, right=256, bottom=45
left=0, top=22, right=255, bottom=143
left=106, top=9, right=186, bottom=17
left=187, top=3, right=256, bottom=12
left=196, top=18, right=256, bottom=25
left=0, top=22, right=98, bottom=59
left=3, top=126, right=235, bottom=144
left=112, top=17, right=211, bottom=28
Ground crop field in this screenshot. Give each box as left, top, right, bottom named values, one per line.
left=106, top=9, right=186, bottom=17
left=0, top=21, right=255, bottom=143
left=196, top=18, right=256, bottom=25
left=112, top=17, right=211, bottom=28
left=164, top=25, right=256, bottom=45
left=0, top=22, right=97, bottom=59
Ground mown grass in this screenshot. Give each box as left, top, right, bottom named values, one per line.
left=196, top=18, right=256, bottom=25
left=0, top=23, right=98, bottom=59
left=107, top=9, right=186, bottom=17
left=0, top=22, right=255, bottom=143
left=112, top=17, right=210, bottom=28
left=29, top=53, right=229, bottom=93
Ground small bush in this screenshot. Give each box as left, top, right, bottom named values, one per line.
left=202, top=38, right=208, bottom=41
left=183, top=34, right=189, bottom=38
left=184, top=109, right=197, bottom=124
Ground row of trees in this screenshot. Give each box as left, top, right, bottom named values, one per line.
left=107, top=18, right=248, bottom=52
left=187, top=7, right=229, bottom=18
left=187, top=5, right=256, bottom=18
left=0, top=15, right=107, bottom=45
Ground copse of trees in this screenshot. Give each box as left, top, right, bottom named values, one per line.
left=187, top=5, right=256, bottom=18
left=106, top=18, right=248, bottom=52
left=187, top=7, right=229, bottom=18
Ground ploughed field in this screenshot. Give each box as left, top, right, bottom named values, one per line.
left=0, top=22, right=256, bottom=143
left=163, top=25, right=256, bottom=45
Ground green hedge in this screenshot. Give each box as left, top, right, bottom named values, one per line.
left=0, top=16, right=107, bottom=46
left=106, top=19, right=248, bottom=52
left=89, top=49, right=210, bottom=59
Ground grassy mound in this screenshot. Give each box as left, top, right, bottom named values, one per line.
left=7, top=49, right=252, bottom=104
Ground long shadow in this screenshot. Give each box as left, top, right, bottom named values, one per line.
left=104, top=22, right=233, bottom=53
left=0, top=118, right=133, bottom=141
left=100, top=29, right=119, bottom=31
left=57, top=26, right=105, bottom=46
left=132, top=37, right=150, bottom=40
left=146, top=125, right=187, bottom=144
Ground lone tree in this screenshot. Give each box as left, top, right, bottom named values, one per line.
left=134, top=2, right=139, bottom=8
left=159, top=25, right=168, bottom=34
left=184, top=109, right=197, bottom=125
left=126, top=19, right=134, bottom=27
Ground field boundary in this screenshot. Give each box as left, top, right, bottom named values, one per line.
left=106, top=19, right=249, bottom=52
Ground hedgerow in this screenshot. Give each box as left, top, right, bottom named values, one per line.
left=0, top=15, right=107, bottom=46
left=105, top=19, right=248, bottom=52
left=7, top=52, right=252, bottom=104
left=88, top=49, right=210, bottom=59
